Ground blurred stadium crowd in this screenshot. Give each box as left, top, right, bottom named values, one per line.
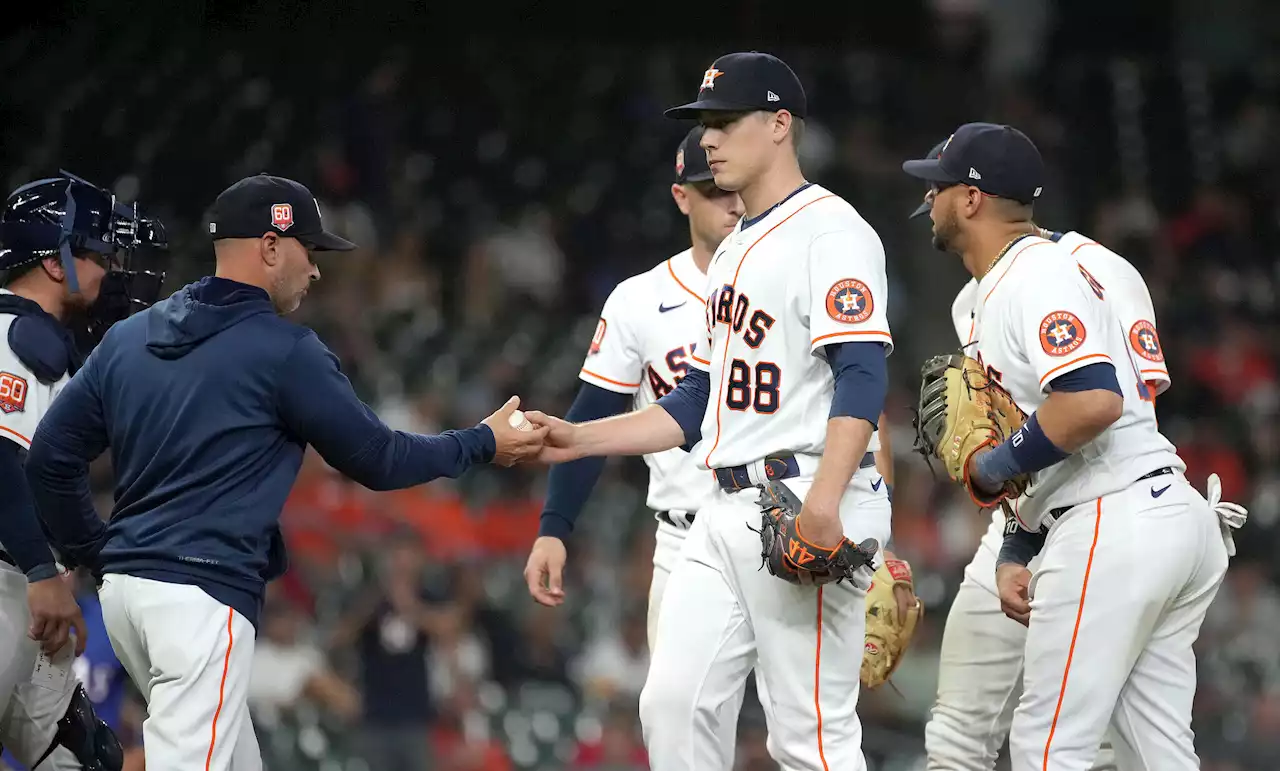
left=3, top=2, right=1280, bottom=769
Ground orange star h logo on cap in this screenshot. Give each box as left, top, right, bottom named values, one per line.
left=701, top=68, right=724, bottom=90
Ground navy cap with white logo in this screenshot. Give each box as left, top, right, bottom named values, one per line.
left=902, top=123, right=1044, bottom=205
left=208, top=174, right=357, bottom=252
left=665, top=52, right=807, bottom=120
left=674, top=127, right=714, bottom=183
left=909, top=138, right=950, bottom=219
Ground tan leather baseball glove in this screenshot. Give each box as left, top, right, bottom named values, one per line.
left=913, top=353, right=1029, bottom=506
left=862, top=557, right=923, bottom=690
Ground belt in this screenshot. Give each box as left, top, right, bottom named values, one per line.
left=1044, top=466, right=1175, bottom=524
left=657, top=510, right=695, bottom=528
left=714, top=452, right=876, bottom=492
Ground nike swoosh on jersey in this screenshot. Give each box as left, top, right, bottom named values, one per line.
left=871, top=477, right=883, bottom=492
left=1151, top=484, right=1171, bottom=498
left=658, top=302, right=687, bottom=313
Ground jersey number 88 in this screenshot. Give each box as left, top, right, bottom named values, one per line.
left=726, top=359, right=780, bottom=413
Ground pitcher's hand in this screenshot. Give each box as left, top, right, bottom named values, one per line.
left=524, top=411, right=582, bottom=464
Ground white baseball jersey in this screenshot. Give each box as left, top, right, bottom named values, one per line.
left=686, top=184, right=891, bottom=470
left=964, top=235, right=1181, bottom=529
left=952, top=231, right=1171, bottom=397
left=0, top=290, right=70, bottom=451
left=580, top=249, right=718, bottom=514
left=954, top=231, right=1174, bottom=544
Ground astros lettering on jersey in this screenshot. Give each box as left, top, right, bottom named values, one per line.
left=685, top=184, right=891, bottom=469
left=964, top=235, right=1181, bottom=530
left=580, top=249, right=719, bottom=514
left=0, top=290, right=70, bottom=449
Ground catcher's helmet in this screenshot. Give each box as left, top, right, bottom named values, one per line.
left=0, top=171, right=168, bottom=343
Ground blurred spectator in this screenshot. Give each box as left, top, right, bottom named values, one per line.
left=571, top=700, right=647, bottom=770
left=506, top=605, right=574, bottom=692
left=431, top=678, right=512, bottom=771
left=249, top=598, right=361, bottom=722
left=573, top=608, right=649, bottom=703
left=330, top=538, right=459, bottom=771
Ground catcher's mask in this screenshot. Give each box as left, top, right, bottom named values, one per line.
left=0, top=170, right=168, bottom=345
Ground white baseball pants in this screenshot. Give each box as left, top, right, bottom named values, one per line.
left=100, top=574, right=262, bottom=771
left=925, top=511, right=1118, bottom=771
left=0, top=563, right=81, bottom=770
left=1009, top=474, right=1226, bottom=771
left=639, top=465, right=890, bottom=771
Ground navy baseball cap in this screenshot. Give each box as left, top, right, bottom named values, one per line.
left=909, top=139, right=950, bottom=219
left=902, top=123, right=1044, bottom=205
left=209, top=174, right=357, bottom=251
left=674, top=127, right=714, bottom=183
left=665, top=52, right=807, bottom=120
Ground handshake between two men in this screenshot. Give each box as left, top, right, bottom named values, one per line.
left=480, top=397, right=626, bottom=467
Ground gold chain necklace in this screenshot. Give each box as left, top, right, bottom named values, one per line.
left=983, top=233, right=1031, bottom=278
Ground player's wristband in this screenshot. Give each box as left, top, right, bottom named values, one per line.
left=971, top=413, right=1070, bottom=491
left=996, top=519, right=1047, bottom=568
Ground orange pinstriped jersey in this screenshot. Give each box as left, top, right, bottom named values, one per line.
left=966, top=236, right=1182, bottom=529
left=685, top=184, right=892, bottom=470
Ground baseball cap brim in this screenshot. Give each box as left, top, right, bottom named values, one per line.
left=297, top=230, right=357, bottom=252
left=665, top=98, right=764, bottom=119
left=909, top=199, right=932, bottom=219
left=901, top=158, right=961, bottom=183
left=683, top=170, right=716, bottom=183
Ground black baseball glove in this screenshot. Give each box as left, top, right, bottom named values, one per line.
left=756, top=480, right=879, bottom=586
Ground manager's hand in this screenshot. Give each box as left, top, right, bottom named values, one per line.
left=482, top=396, right=550, bottom=467
left=28, top=571, right=87, bottom=656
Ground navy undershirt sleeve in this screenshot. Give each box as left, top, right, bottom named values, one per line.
left=276, top=333, right=496, bottom=490
left=997, top=521, right=1048, bottom=567
left=538, top=383, right=633, bottom=540
left=0, top=440, right=58, bottom=581
left=825, top=341, right=887, bottom=425
left=656, top=369, right=710, bottom=449
left=1048, top=362, right=1122, bottom=395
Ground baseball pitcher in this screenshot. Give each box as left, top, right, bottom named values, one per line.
left=528, top=52, right=916, bottom=771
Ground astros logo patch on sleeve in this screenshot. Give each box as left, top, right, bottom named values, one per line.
left=1039, top=311, right=1086, bottom=356
left=0, top=371, right=28, bottom=414
left=1128, top=320, right=1163, bottom=362
left=825, top=279, right=873, bottom=324
left=588, top=318, right=607, bottom=355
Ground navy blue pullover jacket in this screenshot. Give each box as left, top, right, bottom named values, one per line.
left=26, top=277, right=495, bottom=627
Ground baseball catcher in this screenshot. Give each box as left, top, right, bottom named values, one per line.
left=914, top=353, right=1029, bottom=506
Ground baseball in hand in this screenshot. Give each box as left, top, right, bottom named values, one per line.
left=508, top=410, right=533, bottom=431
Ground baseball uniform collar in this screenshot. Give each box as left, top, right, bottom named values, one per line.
left=670, top=247, right=703, bottom=282
left=739, top=182, right=828, bottom=232
left=976, top=234, right=1049, bottom=296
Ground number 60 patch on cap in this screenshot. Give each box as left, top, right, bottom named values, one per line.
left=0, top=371, right=28, bottom=414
